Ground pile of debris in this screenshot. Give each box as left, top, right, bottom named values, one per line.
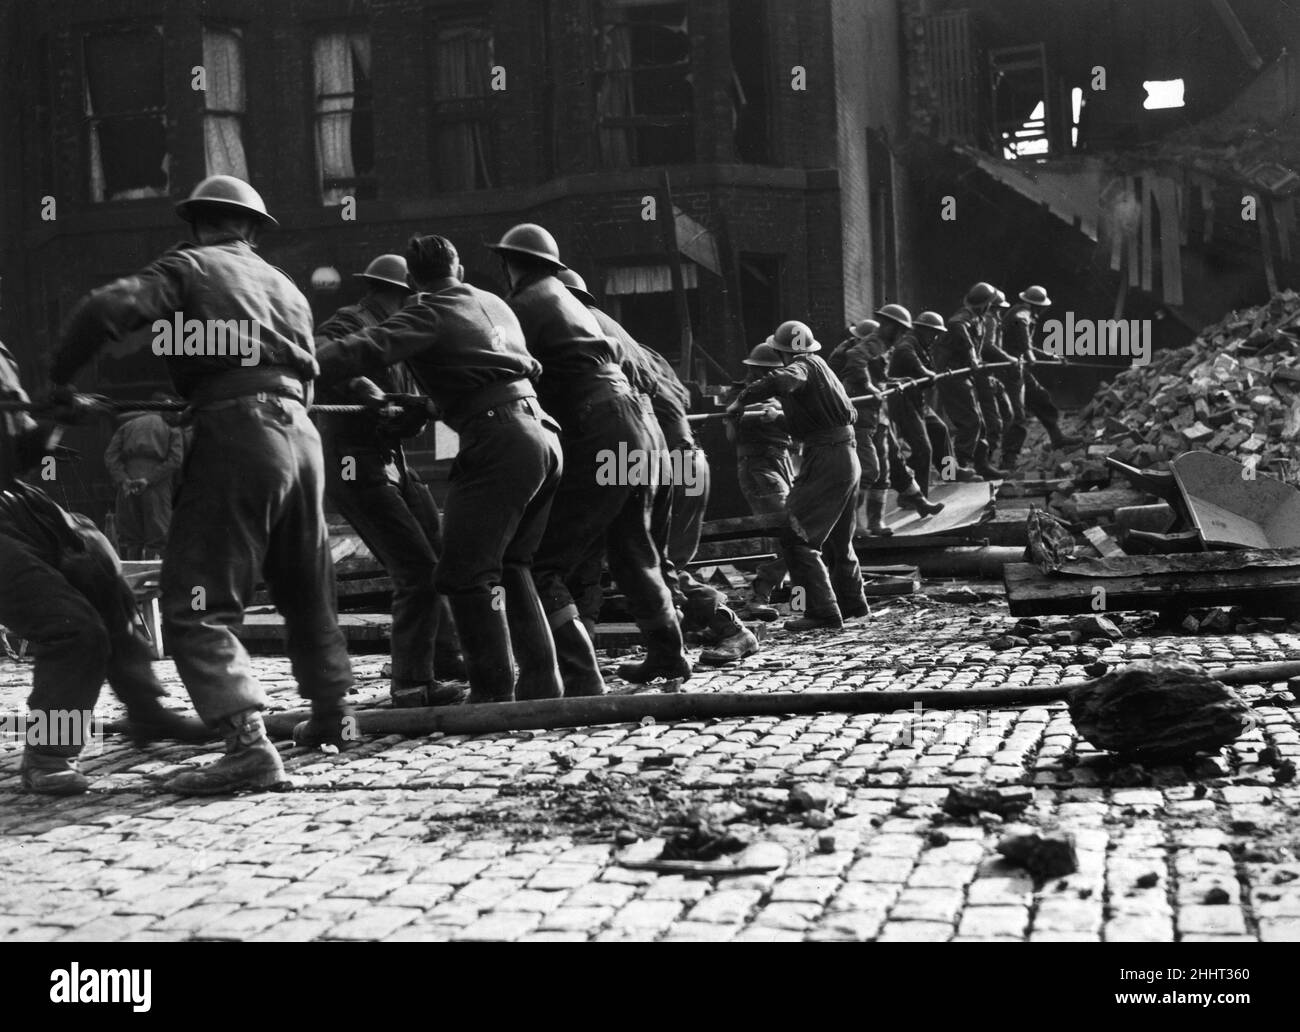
left=1075, top=290, right=1300, bottom=481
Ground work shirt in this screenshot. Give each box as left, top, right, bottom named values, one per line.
left=939, top=306, right=984, bottom=373
left=51, top=235, right=318, bottom=398
left=506, top=272, right=631, bottom=429
left=888, top=331, right=937, bottom=382
left=732, top=353, right=855, bottom=441
left=981, top=311, right=1016, bottom=368
left=315, top=277, right=542, bottom=433
left=838, top=334, right=888, bottom=427
left=105, top=413, right=183, bottom=486
left=589, top=307, right=693, bottom=450
left=1002, top=304, right=1039, bottom=362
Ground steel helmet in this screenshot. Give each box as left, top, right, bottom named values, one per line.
left=355, top=254, right=412, bottom=291
left=1019, top=285, right=1052, bottom=306
left=487, top=223, right=566, bottom=269
left=914, top=311, right=947, bottom=333
left=743, top=342, right=784, bottom=367
left=965, top=281, right=997, bottom=305
left=175, top=175, right=278, bottom=229
left=849, top=318, right=881, bottom=339
left=771, top=320, right=820, bottom=354
left=557, top=267, right=597, bottom=306
left=874, top=303, right=913, bottom=329
left=993, top=289, right=1011, bottom=308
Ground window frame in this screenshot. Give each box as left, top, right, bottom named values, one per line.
left=80, top=20, right=170, bottom=205
left=308, top=22, right=378, bottom=204
left=428, top=9, right=499, bottom=192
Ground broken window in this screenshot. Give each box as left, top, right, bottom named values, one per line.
left=83, top=25, right=169, bottom=202
left=432, top=17, right=496, bottom=191
left=729, top=0, right=769, bottom=163
left=202, top=26, right=247, bottom=179
left=989, top=43, right=1050, bottom=160
left=603, top=263, right=700, bottom=362
left=313, top=30, right=375, bottom=205
left=594, top=0, right=694, bottom=168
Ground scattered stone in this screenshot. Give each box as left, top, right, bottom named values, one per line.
left=926, top=830, right=950, bottom=848
left=1067, top=660, right=1253, bottom=761
left=1070, top=615, right=1123, bottom=640
left=803, top=811, right=834, bottom=830
left=1193, top=756, right=1231, bottom=779
left=816, top=831, right=838, bottom=854
left=1274, top=760, right=1297, bottom=785
left=990, top=635, right=1030, bottom=652
left=1203, top=887, right=1232, bottom=905
left=1109, top=763, right=1154, bottom=787
left=788, top=783, right=847, bottom=813
left=943, top=785, right=1033, bottom=818
left=1135, top=872, right=1160, bottom=889
left=997, top=826, right=1079, bottom=882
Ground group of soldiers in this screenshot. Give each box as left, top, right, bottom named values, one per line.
left=0, top=173, right=1078, bottom=798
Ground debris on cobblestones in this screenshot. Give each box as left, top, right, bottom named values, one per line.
left=942, top=785, right=1033, bottom=819
left=996, top=827, right=1080, bottom=883
left=1068, top=659, right=1254, bottom=760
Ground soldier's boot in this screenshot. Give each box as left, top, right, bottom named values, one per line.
left=552, top=616, right=607, bottom=697
left=21, top=748, right=90, bottom=795
left=897, top=488, right=945, bottom=517
left=1045, top=422, right=1084, bottom=450
left=390, top=680, right=464, bottom=708
left=738, top=577, right=780, bottom=621
left=164, top=709, right=286, bottom=796
left=124, top=698, right=215, bottom=747
left=972, top=441, right=1010, bottom=480
left=617, top=623, right=693, bottom=684
left=784, top=607, right=844, bottom=632
left=698, top=606, right=760, bottom=666
left=864, top=490, right=893, bottom=536
left=503, top=565, right=563, bottom=701
left=292, top=699, right=358, bottom=750
left=952, top=465, right=981, bottom=482
left=839, top=597, right=871, bottom=619
left=448, top=591, right=516, bottom=705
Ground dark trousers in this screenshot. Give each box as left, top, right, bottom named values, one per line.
left=974, top=374, right=1005, bottom=450
left=782, top=436, right=864, bottom=618
left=325, top=439, right=448, bottom=685
left=436, top=399, right=563, bottom=596
left=534, top=393, right=676, bottom=630
left=0, top=499, right=165, bottom=756
left=160, top=395, right=353, bottom=725
left=890, top=394, right=940, bottom=494
left=858, top=423, right=918, bottom=494
left=1001, top=368, right=1062, bottom=458
left=737, top=447, right=793, bottom=595
left=936, top=378, right=989, bottom=468
left=114, top=478, right=172, bottom=559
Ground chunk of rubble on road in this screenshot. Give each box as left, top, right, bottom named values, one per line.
left=942, top=785, right=1033, bottom=819
left=1067, top=659, right=1253, bottom=761
left=996, top=826, right=1079, bottom=882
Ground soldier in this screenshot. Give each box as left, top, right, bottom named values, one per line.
left=725, top=320, right=867, bottom=632
left=315, top=254, right=464, bottom=709
left=725, top=341, right=793, bottom=621
left=489, top=225, right=689, bottom=691
left=941, top=283, right=1009, bottom=481
left=104, top=400, right=183, bottom=559
left=316, top=235, right=565, bottom=705
left=837, top=312, right=943, bottom=534
left=558, top=269, right=758, bottom=667
left=3, top=343, right=209, bottom=794
left=1000, top=285, right=1083, bottom=467
left=974, top=290, right=1016, bottom=462
left=49, top=175, right=355, bottom=795
left=890, top=309, right=961, bottom=498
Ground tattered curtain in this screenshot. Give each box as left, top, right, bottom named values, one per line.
left=202, top=27, right=247, bottom=179
left=314, top=33, right=371, bottom=205
left=434, top=24, right=494, bottom=190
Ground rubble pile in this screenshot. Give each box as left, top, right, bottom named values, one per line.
left=1075, top=290, right=1300, bottom=481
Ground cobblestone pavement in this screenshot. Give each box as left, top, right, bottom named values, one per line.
left=2, top=599, right=1299, bottom=942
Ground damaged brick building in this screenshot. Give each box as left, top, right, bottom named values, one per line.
left=0, top=0, right=914, bottom=518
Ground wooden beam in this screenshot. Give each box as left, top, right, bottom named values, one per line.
left=1209, top=0, right=1265, bottom=70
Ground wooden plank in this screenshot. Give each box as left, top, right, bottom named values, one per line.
left=1155, top=176, right=1184, bottom=306
left=1082, top=526, right=1125, bottom=558
left=1005, top=547, right=1300, bottom=613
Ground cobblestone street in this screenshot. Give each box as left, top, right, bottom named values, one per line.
left=3, top=600, right=1298, bottom=943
